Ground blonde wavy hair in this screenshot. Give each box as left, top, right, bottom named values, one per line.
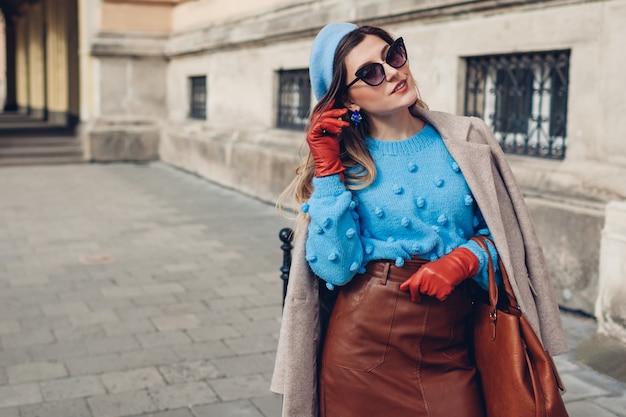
left=278, top=26, right=428, bottom=214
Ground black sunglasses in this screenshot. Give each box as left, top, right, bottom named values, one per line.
left=346, top=37, right=407, bottom=89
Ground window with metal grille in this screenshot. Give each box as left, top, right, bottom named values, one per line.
left=277, top=69, right=311, bottom=131
left=189, top=76, right=207, bottom=120
left=464, top=51, right=570, bottom=159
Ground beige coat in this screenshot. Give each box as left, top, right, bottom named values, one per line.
left=270, top=108, right=568, bottom=417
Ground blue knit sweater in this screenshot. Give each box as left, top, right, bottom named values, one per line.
left=303, top=124, right=499, bottom=290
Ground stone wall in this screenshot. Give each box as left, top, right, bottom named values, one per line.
left=597, top=201, right=626, bottom=343
left=525, top=194, right=605, bottom=313
left=159, top=124, right=301, bottom=203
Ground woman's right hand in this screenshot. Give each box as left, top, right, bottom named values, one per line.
left=307, top=100, right=350, bottom=178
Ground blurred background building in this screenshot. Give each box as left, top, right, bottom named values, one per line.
left=1, top=0, right=626, bottom=343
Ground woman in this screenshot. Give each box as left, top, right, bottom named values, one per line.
left=271, top=22, right=568, bottom=417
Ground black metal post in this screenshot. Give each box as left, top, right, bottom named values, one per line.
left=279, top=227, right=294, bottom=307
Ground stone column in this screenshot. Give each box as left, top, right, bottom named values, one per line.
left=596, top=200, right=626, bottom=343
left=15, top=15, right=28, bottom=114
left=67, top=0, right=80, bottom=127
left=27, top=2, right=45, bottom=119
left=46, top=0, right=70, bottom=125
left=3, top=16, right=18, bottom=111
left=0, top=14, right=5, bottom=109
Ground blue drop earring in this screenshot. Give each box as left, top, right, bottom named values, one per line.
left=350, top=109, right=362, bottom=126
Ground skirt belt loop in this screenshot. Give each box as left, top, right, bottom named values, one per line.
left=381, top=262, right=391, bottom=286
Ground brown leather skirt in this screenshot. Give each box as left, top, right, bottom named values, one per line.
left=319, top=258, right=485, bottom=417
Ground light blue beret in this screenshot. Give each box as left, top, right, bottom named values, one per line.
left=309, top=22, right=358, bottom=100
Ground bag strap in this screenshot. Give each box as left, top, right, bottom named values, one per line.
left=469, top=236, right=520, bottom=312
left=469, top=236, right=498, bottom=311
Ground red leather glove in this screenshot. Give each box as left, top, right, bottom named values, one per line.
left=307, top=101, right=350, bottom=178
left=399, top=248, right=479, bottom=302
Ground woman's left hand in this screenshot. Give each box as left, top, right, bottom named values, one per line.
left=400, top=248, right=479, bottom=302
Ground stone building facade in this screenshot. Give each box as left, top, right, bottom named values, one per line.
left=2, top=0, right=626, bottom=341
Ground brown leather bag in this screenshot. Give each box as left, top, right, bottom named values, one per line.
left=470, top=236, right=569, bottom=417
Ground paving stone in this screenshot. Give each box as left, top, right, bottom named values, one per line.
left=9, top=275, right=50, bottom=287
left=0, top=383, right=42, bottom=407
left=19, top=398, right=92, bottom=417
left=88, top=389, right=159, bottom=417
left=171, top=283, right=216, bottom=296
left=565, top=400, right=622, bottom=417
left=84, top=335, right=141, bottom=355
left=42, top=301, right=90, bottom=317
left=554, top=355, right=581, bottom=373
left=18, top=315, right=72, bottom=334
left=70, top=310, right=120, bottom=326
left=29, top=341, right=89, bottom=362
left=0, top=320, right=21, bottom=335
left=40, top=375, right=106, bottom=401
left=251, top=394, right=283, bottom=417
left=151, top=315, right=201, bottom=332
left=115, top=269, right=161, bottom=283
left=127, top=409, right=193, bottom=417
left=232, top=319, right=280, bottom=338
left=186, top=325, right=242, bottom=343
left=171, top=342, right=234, bottom=361
left=1, top=329, right=55, bottom=349
left=196, top=296, right=250, bottom=312
left=0, top=303, right=42, bottom=321
left=245, top=290, right=283, bottom=309
left=147, top=381, right=218, bottom=410
left=212, top=353, right=276, bottom=378
left=158, top=360, right=223, bottom=384
left=562, top=372, right=611, bottom=402
left=102, top=319, right=156, bottom=336
left=65, top=354, right=127, bottom=376
left=119, top=347, right=179, bottom=368
left=191, top=400, right=264, bottom=417
left=116, top=307, right=164, bottom=321
left=195, top=311, right=251, bottom=328
left=0, top=368, right=7, bottom=386
left=136, top=331, right=192, bottom=349
left=6, top=361, right=68, bottom=384
left=254, top=271, right=281, bottom=284
left=208, top=374, right=271, bottom=402
left=152, top=270, right=197, bottom=283
left=0, top=348, right=32, bottom=367
left=161, top=302, right=210, bottom=316
left=87, top=297, right=134, bottom=311
left=101, top=286, right=145, bottom=299
left=131, top=295, right=179, bottom=307
left=213, top=284, right=260, bottom=299
left=241, top=306, right=281, bottom=322
left=58, top=289, right=104, bottom=303
left=0, top=407, right=19, bottom=417
left=101, top=367, right=165, bottom=394
left=53, top=323, right=106, bottom=342
left=8, top=291, right=58, bottom=310
left=162, top=263, right=202, bottom=274
left=222, top=334, right=279, bottom=356
left=595, top=393, right=626, bottom=416
left=142, top=283, right=186, bottom=296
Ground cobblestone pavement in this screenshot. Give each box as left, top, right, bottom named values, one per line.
left=0, top=162, right=624, bottom=417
